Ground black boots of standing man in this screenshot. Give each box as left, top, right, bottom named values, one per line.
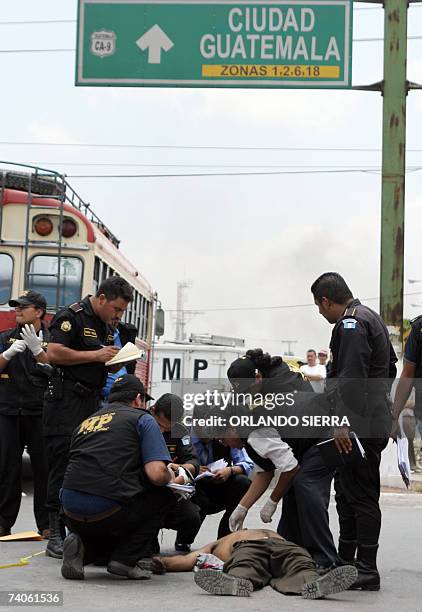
left=350, top=544, right=380, bottom=591
left=45, top=512, right=65, bottom=558
left=338, top=539, right=380, bottom=591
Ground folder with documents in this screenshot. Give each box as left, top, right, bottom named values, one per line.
left=317, top=432, right=366, bottom=469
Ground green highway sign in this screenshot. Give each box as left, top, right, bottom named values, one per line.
left=76, top=0, right=353, bottom=88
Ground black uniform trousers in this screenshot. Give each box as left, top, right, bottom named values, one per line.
left=277, top=445, right=338, bottom=568
left=64, top=487, right=176, bottom=566
left=334, top=437, right=388, bottom=547
left=0, top=413, right=48, bottom=532
left=167, top=474, right=251, bottom=544
left=44, top=386, right=101, bottom=513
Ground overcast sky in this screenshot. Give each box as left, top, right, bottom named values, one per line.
left=1, top=1, right=422, bottom=358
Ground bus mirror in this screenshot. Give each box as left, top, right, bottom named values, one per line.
left=155, top=307, right=165, bottom=337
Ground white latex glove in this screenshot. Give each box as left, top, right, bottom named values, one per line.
left=260, top=498, right=278, bottom=523
left=20, top=324, right=43, bottom=357
left=229, top=504, right=248, bottom=532
left=176, top=466, right=190, bottom=485
left=2, top=339, right=27, bottom=361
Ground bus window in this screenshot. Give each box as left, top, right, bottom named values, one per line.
left=27, top=255, right=83, bottom=308
left=93, top=256, right=101, bottom=294
left=0, top=253, right=13, bottom=304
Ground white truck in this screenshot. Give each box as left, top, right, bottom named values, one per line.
left=150, top=333, right=245, bottom=400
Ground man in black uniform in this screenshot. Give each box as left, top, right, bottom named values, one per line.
left=60, top=374, right=176, bottom=580
left=0, top=291, right=50, bottom=537
left=44, top=276, right=133, bottom=557
left=311, top=272, right=397, bottom=591
left=149, top=394, right=201, bottom=552
left=391, top=314, right=422, bottom=440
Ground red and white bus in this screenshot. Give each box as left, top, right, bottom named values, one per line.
left=0, top=162, right=163, bottom=389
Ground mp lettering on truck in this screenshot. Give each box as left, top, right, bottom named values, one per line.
left=193, top=359, right=208, bottom=381
left=161, top=357, right=209, bottom=381
left=162, top=358, right=181, bottom=381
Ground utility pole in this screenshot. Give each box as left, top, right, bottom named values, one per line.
left=174, top=281, right=203, bottom=342
left=175, top=281, right=190, bottom=342
left=379, top=0, right=408, bottom=349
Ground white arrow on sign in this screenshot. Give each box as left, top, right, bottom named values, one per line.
left=136, top=25, right=174, bottom=64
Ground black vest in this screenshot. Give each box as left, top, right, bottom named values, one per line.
left=63, top=404, right=148, bottom=502
left=411, top=316, right=422, bottom=419
left=244, top=441, right=276, bottom=472
left=0, top=324, right=51, bottom=414
left=246, top=393, right=328, bottom=462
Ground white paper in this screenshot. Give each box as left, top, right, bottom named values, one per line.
left=166, top=483, right=195, bottom=492
left=195, top=471, right=215, bottom=481
left=350, top=432, right=366, bottom=458
left=105, top=342, right=144, bottom=366
left=207, top=459, right=228, bottom=472
left=397, top=437, right=411, bottom=488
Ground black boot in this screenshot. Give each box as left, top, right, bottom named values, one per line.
left=349, top=544, right=380, bottom=591
left=338, top=538, right=357, bottom=565
left=45, top=512, right=64, bottom=559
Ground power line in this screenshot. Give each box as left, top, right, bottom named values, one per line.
left=66, top=168, right=384, bottom=178
left=4, top=141, right=422, bottom=153
left=22, top=161, right=419, bottom=169
left=0, top=48, right=74, bottom=54
left=0, top=19, right=75, bottom=25
left=66, top=165, right=422, bottom=178
left=166, top=291, right=422, bottom=313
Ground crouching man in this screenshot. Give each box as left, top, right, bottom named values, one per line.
left=154, top=528, right=357, bottom=599
left=60, top=374, right=176, bottom=580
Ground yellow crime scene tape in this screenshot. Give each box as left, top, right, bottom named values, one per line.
left=0, top=550, right=45, bottom=570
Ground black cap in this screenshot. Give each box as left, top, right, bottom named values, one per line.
left=227, top=356, right=256, bottom=392
left=9, top=290, right=47, bottom=311
left=108, top=374, right=154, bottom=403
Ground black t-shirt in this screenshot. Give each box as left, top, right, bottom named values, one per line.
left=49, top=296, right=114, bottom=389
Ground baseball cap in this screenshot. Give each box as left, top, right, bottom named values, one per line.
left=9, top=290, right=47, bottom=311
left=318, top=349, right=328, bottom=356
left=227, top=356, right=256, bottom=392
left=108, top=374, right=154, bottom=403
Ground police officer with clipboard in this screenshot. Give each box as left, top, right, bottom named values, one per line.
left=44, top=276, right=133, bottom=558
left=311, top=272, right=397, bottom=592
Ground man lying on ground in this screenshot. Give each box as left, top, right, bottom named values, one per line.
left=153, top=528, right=357, bottom=599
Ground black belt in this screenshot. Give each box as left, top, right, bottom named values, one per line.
left=63, top=505, right=121, bottom=523
left=63, top=379, right=102, bottom=396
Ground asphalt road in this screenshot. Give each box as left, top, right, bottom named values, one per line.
left=0, top=487, right=421, bottom=612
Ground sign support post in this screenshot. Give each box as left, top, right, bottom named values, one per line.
left=379, top=0, right=408, bottom=348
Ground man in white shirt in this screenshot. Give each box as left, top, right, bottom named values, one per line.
left=300, top=350, right=326, bottom=393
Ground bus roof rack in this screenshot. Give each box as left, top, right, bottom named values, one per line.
left=0, top=162, right=120, bottom=248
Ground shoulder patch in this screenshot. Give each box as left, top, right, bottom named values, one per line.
left=181, top=435, right=191, bottom=446
left=342, top=318, right=357, bottom=330
left=60, top=321, right=72, bottom=332
left=69, top=302, right=83, bottom=313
